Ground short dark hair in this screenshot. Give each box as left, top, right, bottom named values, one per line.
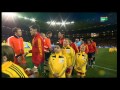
left=46, top=31, right=52, bottom=35
left=58, top=32, right=65, bottom=34
left=55, top=43, right=62, bottom=48
left=12, top=27, right=21, bottom=33
left=29, top=24, right=40, bottom=31
left=2, top=45, right=15, bottom=62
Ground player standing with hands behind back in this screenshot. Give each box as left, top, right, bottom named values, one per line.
left=74, top=45, right=88, bottom=78
left=48, top=44, right=67, bottom=78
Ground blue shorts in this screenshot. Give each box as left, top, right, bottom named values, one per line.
left=88, top=52, right=95, bottom=59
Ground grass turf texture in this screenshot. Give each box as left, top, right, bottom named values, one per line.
left=25, top=48, right=117, bottom=78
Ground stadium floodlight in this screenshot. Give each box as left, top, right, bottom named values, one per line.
left=51, top=21, right=56, bottom=26
left=2, top=12, right=17, bottom=21
left=18, top=15, right=23, bottom=18
left=46, top=21, right=51, bottom=24
left=61, top=21, right=66, bottom=26
left=71, top=21, right=74, bottom=24
left=66, top=22, right=70, bottom=24
left=30, top=18, right=36, bottom=22
left=2, top=12, right=17, bottom=17
left=24, top=17, right=29, bottom=20
left=56, top=22, right=61, bottom=25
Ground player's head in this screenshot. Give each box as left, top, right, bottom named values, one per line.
left=63, top=38, right=70, bottom=47
left=84, top=39, right=87, bottom=44
left=2, top=45, right=15, bottom=63
left=69, top=39, right=72, bottom=44
left=75, top=38, right=79, bottom=43
left=46, top=31, right=52, bottom=38
left=58, top=32, right=64, bottom=38
left=12, top=27, right=22, bottom=37
left=29, top=24, right=40, bottom=36
left=41, top=33, right=46, bottom=38
left=90, top=38, right=93, bottom=42
left=80, top=38, right=83, bottom=41
left=87, top=39, right=91, bottom=44
left=54, top=45, right=61, bottom=53
left=80, top=45, right=85, bottom=52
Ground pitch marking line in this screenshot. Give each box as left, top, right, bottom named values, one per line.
left=94, top=65, right=117, bottom=72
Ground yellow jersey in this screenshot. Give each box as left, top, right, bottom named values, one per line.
left=2, top=61, right=28, bottom=78
left=114, top=47, right=117, bottom=52
left=48, top=52, right=67, bottom=78
left=74, top=51, right=88, bottom=73
left=62, top=45, right=75, bottom=68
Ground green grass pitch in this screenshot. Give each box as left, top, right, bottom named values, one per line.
left=25, top=48, right=117, bottom=78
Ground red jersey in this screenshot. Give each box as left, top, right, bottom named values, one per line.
left=29, top=33, right=44, bottom=67
left=7, top=35, right=24, bottom=56
left=43, top=37, right=51, bottom=52
left=58, top=38, right=64, bottom=46
left=91, top=41, right=97, bottom=52
left=87, top=43, right=95, bottom=53
left=7, top=35, right=26, bottom=65
left=70, top=42, right=79, bottom=53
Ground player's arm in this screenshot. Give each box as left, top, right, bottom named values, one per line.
left=21, top=38, right=25, bottom=54
left=7, top=37, right=14, bottom=48
left=38, top=38, right=43, bottom=57
left=86, top=45, right=89, bottom=54
left=48, top=56, right=55, bottom=74
left=93, top=42, right=97, bottom=53
left=58, top=56, right=67, bottom=77
left=47, top=38, right=52, bottom=49
left=74, top=43, right=79, bottom=53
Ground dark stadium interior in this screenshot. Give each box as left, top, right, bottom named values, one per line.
left=2, top=12, right=117, bottom=47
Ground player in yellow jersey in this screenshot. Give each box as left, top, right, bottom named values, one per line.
left=48, top=44, right=67, bottom=78
left=62, top=38, right=75, bottom=78
left=109, top=47, right=115, bottom=53
left=74, top=45, right=88, bottom=78
left=2, top=45, right=28, bottom=78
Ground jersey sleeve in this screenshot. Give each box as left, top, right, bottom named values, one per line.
left=21, top=38, right=24, bottom=54
left=7, top=37, right=14, bottom=49
left=38, top=38, right=43, bottom=57
left=85, top=45, right=89, bottom=54
left=93, top=42, right=97, bottom=52
left=47, top=38, right=51, bottom=49
left=74, top=43, right=79, bottom=53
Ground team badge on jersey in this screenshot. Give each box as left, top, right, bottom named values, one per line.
left=59, top=59, right=64, bottom=63
left=66, top=49, right=70, bottom=53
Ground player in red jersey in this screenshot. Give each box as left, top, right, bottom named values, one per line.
left=90, top=38, right=97, bottom=64
left=87, top=39, right=95, bottom=68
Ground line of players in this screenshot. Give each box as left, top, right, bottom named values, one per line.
left=2, top=25, right=97, bottom=78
